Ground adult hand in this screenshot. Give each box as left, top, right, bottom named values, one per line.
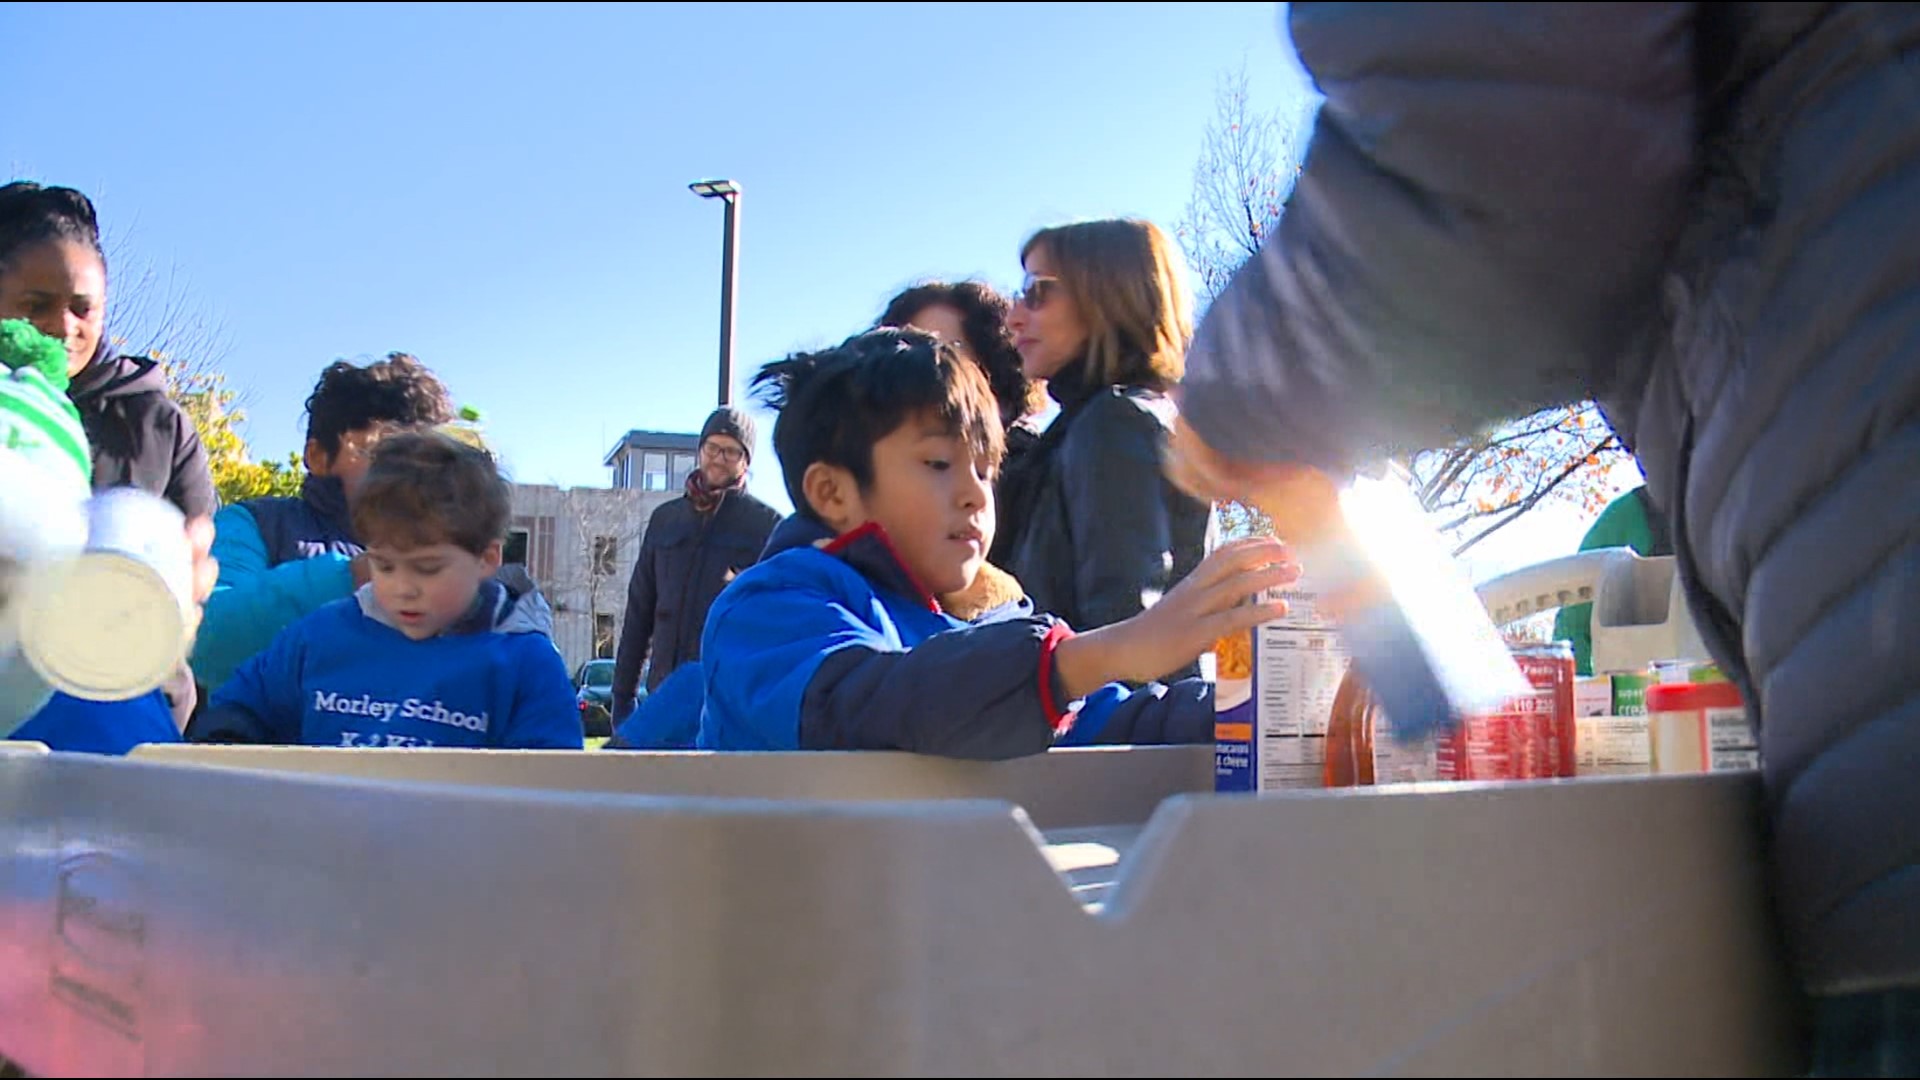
left=1166, top=416, right=1347, bottom=548
left=184, top=514, right=219, bottom=643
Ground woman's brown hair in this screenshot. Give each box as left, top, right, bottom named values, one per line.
left=1020, top=217, right=1193, bottom=389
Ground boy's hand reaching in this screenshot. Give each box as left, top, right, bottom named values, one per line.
left=1051, top=536, right=1299, bottom=702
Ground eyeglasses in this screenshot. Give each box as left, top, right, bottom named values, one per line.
left=1012, top=274, right=1061, bottom=311
left=702, top=443, right=745, bottom=464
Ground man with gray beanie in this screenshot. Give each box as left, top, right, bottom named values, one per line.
left=611, top=406, right=781, bottom=723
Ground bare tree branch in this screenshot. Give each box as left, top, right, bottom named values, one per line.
left=1177, top=64, right=1308, bottom=306
left=552, top=487, right=650, bottom=659
left=1180, top=68, right=1633, bottom=555
left=1448, top=434, right=1620, bottom=554
left=99, top=217, right=238, bottom=402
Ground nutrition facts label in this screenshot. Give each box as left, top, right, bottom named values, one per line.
left=1216, top=576, right=1354, bottom=793
left=1263, top=579, right=1341, bottom=634
left=1256, top=625, right=1346, bottom=738
left=1706, top=706, right=1759, bottom=771
left=1248, top=622, right=1349, bottom=790
left=1576, top=716, right=1652, bottom=776
left=1256, top=731, right=1325, bottom=790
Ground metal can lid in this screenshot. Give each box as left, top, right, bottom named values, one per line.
left=1509, top=639, right=1574, bottom=658
left=19, top=552, right=186, bottom=701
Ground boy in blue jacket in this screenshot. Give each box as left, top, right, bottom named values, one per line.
left=189, top=431, right=582, bottom=750
left=697, top=328, right=1296, bottom=758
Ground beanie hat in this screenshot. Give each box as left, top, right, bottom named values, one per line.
left=0, top=320, right=91, bottom=492
left=700, top=406, right=755, bottom=463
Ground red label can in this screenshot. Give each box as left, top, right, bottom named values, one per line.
left=1512, top=642, right=1576, bottom=778
left=1436, top=702, right=1531, bottom=781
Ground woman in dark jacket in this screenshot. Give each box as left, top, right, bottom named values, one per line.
left=0, top=182, right=215, bottom=519
left=1165, top=5, right=1920, bottom=1074
left=1000, top=218, right=1217, bottom=640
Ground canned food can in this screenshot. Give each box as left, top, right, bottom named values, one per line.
left=1512, top=641, right=1576, bottom=778
left=19, top=488, right=192, bottom=701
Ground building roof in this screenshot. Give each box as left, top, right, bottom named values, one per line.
left=604, top=428, right=701, bottom=466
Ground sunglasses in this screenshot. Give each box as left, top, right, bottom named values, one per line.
left=1013, top=274, right=1061, bottom=310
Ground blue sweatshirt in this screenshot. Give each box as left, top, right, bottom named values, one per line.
left=694, top=516, right=1213, bottom=758
left=192, top=580, right=583, bottom=749
left=606, top=660, right=706, bottom=750
left=9, top=689, right=182, bottom=756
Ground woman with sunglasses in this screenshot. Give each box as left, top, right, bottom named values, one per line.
left=999, top=219, right=1217, bottom=655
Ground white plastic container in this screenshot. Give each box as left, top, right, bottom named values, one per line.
left=1647, top=679, right=1756, bottom=774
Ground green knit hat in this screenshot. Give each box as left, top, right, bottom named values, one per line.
left=0, top=319, right=92, bottom=487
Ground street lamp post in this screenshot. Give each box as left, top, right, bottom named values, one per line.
left=689, top=179, right=741, bottom=407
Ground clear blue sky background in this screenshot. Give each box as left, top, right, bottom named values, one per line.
left=7, top=0, right=1620, bottom=579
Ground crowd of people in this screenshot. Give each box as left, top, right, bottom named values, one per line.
left=1, top=181, right=1270, bottom=761
left=5, top=3, right=1919, bottom=1067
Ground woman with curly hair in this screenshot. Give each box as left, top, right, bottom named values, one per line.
left=875, top=280, right=1048, bottom=619
left=877, top=280, right=1046, bottom=437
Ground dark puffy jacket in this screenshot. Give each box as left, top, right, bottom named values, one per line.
left=997, top=362, right=1217, bottom=636
left=610, top=489, right=781, bottom=717
left=240, top=474, right=360, bottom=564
left=68, top=345, right=216, bottom=519
left=1179, top=3, right=1920, bottom=999
left=694, top=514, right=1213, bottom=756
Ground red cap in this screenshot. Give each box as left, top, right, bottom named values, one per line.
left=1646, top=679, right=1743, bottom=713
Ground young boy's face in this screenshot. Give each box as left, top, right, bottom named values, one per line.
left=814, top=412, right=995, bottom=597
left=364, top=538, right=503, bottom=640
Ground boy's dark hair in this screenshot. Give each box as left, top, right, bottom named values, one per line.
left=876, top=280, right=1044, bottom=426
left=351, top=430, right=512, bottom=555
left=304, top=352, right=455, bottom=456
left=752, top=327, right=1004, bottom=523
left=0, top=182, right=104, bottom=275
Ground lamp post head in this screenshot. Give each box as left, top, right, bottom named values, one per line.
left=689, top=179, right=740, bottom=200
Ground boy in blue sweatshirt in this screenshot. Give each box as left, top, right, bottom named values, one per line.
left=190, top=431, right=582, bottom=749
left=191, top=353, right=458, bottom=692
left=697, top=328, right=1297, bottom=758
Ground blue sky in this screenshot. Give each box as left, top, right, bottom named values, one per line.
left=7, top=1, right=1621, bottom=580
left=8, top=2, right=1307, bottom=486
